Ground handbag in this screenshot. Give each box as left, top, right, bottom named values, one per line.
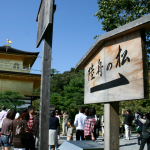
left=15, top=120, right=29, bottom=139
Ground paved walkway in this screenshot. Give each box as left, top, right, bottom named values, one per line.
left=0, top=134, right=147, bottom=150
left=59, top=134, right=146, bottom=150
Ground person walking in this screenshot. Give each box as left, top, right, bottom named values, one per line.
left=74, top=107, right=86, bottom=140
left=67, top=119, right=73, bottom=141
left=1, top=109, right=16, bottom=150
left=138, top=113, right=150, bottom=150
left=26, top=105, right=35, bottom=150
left=11, top=112, right=29, bottom=150
left=55, top=110, right=63, bottom=139
left=62, top=111, right=69, bottom=136
left=122, top=109, right=134, bottom=140
left=135, top=113, right=143, bottom=145
left=49, top=110, right=59, bottom=150
left=84, top=108, right=95, bottom=141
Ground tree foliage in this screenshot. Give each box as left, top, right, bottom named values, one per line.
left=94, top=0, right=150, bottom=53
left=94, top=0, right=150, bottom=32
left=32, top=99, right=40, bottom=111
left=0, top=91, right=25, bottom=109
left=50, top=68, right=85, bottom=119
left=119, top=99, right=150, bottom=115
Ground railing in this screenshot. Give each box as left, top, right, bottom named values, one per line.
left=0, top=62, right=30, bottom=73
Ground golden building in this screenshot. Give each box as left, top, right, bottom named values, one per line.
left=0, top=44, right=41, bottom=107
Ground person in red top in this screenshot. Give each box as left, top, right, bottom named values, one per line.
left=26, top=105, right=35, bottom=150
left=84, top=108, right=95, bottom=141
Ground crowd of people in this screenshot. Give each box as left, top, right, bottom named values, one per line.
left=121, top=108, right=150, bottom=150
left=0, top=105, right=37, bottom=150
left=74, top=107, right=100, bottom=141
left=49, top=107, right=150, bottom=150
left=48, top=107, right=100, bottom=150
left=0, top=105, right=150, bottom=150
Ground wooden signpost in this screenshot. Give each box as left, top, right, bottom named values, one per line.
left=84, top=30, right=148, bottom=104
left=75, top=14, right=150, bottom=150
left=36, top=0, right=56, bottom=150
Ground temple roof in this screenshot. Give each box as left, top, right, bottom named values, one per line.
left=0, top=45, right=39, bottom=69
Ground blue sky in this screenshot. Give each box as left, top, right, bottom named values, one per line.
left=0, top=0, right=105, bottom=74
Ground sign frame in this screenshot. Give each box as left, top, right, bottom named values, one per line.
left=84, top=30, right=148, bottom=104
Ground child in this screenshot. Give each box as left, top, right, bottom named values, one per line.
left=67, top=119, right=73, bottom=141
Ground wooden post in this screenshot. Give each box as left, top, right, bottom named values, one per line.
left=104, top=102, right=119, bottom=150
left=39, top=25, right=53, bottom=150
left=140, top=29, right=149, bottom=99
left=36, top=0, right=55, bottom=149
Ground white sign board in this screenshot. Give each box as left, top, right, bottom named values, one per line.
left=84, top=30, right=147, bottom=104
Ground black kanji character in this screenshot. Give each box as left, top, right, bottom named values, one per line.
left=116, top=45, right=122, bottom=68
left=116, top=45, right=130, bottom=68
left=121, top=50, right=130, bottom=65
left=96, top=59, right=103, bottom=76
left=88, top=63, right=95, bottom=81
left=107, top=63, right=113, bottom=71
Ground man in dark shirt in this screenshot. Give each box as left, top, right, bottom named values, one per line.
left=49, top=111, right=59, bottom=150
left=122, top=109, right=133, bottom=140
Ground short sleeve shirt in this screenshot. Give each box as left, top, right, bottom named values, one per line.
left=67, top=127, right=73, bottom=140
left=49, top=117, right=59, bottom=129
left=84, top=116, right=95, bottom=136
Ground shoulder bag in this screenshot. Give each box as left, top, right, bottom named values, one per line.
left=15, top=120, right=29, bottom=139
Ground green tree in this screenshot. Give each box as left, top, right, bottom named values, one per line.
left=62, top=71, right=85, bottom=118
left=50, top=93, right=63, bottom=109
left=0, top=91, right=25, bottom=109
left=32, top=99, right=40, bottom=111
left=50, top=68, right=85, bottom=119
left=33, top=87, right=40, bottom=96
left=94, top=0, right=150, bottom=32
left=94, top=0, right=150, bottom=52
left=50, top=68, right=81, bottom=95
left=119, top=99, right=150, bottom=115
